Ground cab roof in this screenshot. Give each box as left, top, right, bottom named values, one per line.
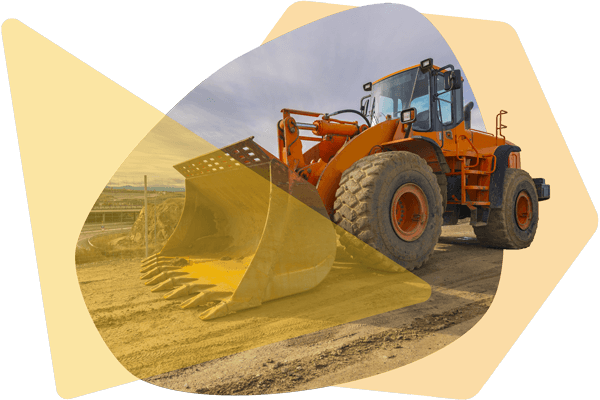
left=373, top=64, right=443, bottom=84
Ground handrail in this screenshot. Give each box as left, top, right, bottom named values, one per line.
left=496, top=110, right=507, bottom=145
left=489, top=155, right=497, bottom=174
left=455, top=134, right=481, bottom=169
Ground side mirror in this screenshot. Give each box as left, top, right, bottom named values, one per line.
left=363, top=82, right=372, bottom=91
left=400, top=107, right=417, bottom=124
left=444, top=69, right=462, bottom=90
left=360, top=95, right=371, bottom=115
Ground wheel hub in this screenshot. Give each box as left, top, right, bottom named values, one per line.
left=515, top=190, right=533, bottom=230
left=391, top=183, right=429, bottom=242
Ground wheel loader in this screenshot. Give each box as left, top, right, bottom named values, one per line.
left=140, top=58, right=550, bottom=319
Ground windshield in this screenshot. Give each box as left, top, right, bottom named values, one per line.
left=370, top=67, right=431, bottom=130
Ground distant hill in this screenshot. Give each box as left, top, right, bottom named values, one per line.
left=106, top=185, right=185, bottom=192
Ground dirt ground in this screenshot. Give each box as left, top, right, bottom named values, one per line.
left=76, top=220, right=502, bottom=395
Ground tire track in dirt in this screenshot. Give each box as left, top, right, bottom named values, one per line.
left=143, top=234, right=502, bottom=394
left=146, top=299, right=493, bottom=395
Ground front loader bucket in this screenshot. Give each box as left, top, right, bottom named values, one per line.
left=140, top=138, right=336, bottom=319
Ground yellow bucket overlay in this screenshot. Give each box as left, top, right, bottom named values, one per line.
left=140, top=139, right=336, bottom=319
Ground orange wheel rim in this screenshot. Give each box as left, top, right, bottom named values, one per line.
left=391, top=183, right=429, bottom=242
left=515, top=191, right=533, bottom=230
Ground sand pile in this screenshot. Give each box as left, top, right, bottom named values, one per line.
left=126, top=198, right=185, bottom=247
left=98, top=197, right=185, bottom=256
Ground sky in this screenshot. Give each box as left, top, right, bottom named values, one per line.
left=109, top=3, right=485, bottom=187
left=167, top=3, right=484, bottom=156
left=106, top=116, right=219, bottom=187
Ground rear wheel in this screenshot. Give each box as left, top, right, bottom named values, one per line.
left=333, top=151, right=444, bottom=271
left=474, top=168, right=539, bottom=249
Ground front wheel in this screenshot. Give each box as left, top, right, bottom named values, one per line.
left=333, top=151, right=444, bottom=271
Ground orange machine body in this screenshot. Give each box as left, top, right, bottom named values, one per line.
left=276, top=112, right=517, bottom=216
left=274, top=64, right=523, bottom=222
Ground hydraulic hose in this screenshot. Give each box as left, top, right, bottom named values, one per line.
left=324, top=109, right=371, bottom=127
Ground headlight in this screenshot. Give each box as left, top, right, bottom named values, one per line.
left=400, top=108, right=416, bottom=124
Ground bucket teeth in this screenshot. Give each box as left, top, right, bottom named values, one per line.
left=163, top=278, right=199, bottom=300
left=141, top=253, right=161, bottom=264
left=144, top=271, right=188, bottom=286
left=163, top=283, right=216, bottom=299
left=150, top=278, right=178, bottom=292
left=140, top=266, right=182, bottom=280
left=140, top=261, right=163, bottom=273
left=141, top=257, right=189, bottom=272
left=180, top=291, right=231, bottom=310
left=151, top=277, right=199, bottom=292
left=140, top=256, right=165, bottom=268
left=200, top=298, right=263, bottom=320
left=199, top=302, right=229, bottom=320
left=163, top=284, right=192, bottom=299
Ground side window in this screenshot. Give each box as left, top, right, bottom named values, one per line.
left=410, top=94, right=430, bottom=124
left=453, top=82, right=463, bottom=123
left=395, top=98, right=403, bottom=115
left=379, top=96, right=394, bottom=118
left=370, top=96, right=377, bottom=123
left=437, top=75, right=452, bottom=124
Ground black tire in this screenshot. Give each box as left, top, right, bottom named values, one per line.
left=436, top=173, right=448, bottom=211
left=474, top=169, right=539, bottom=249
left=333, top=151, right=444, bottom=271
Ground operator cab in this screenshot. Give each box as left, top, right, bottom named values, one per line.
left=361, top=59, right=464, bottom=132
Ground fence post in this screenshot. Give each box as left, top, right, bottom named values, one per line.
left=144, top=175, right=148, bottom=258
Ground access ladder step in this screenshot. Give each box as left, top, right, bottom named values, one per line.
left=464, top=185, right=489, bottom=190
left=447, top=201, right=491, bottom=206
left=448, top=170, right=490, bottom=176
left=466, top=201, right=491, bottom=206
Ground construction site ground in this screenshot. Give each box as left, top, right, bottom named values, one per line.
left=76, top=220, right=502, bottom=395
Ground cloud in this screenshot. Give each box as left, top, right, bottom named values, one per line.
left=108, top=116, right=217, bottom=187
left=470, top=107, right=486, bottom=131
left=109, top=4, right=488, bottom=187
left=167, top=4, right=483, bottom=156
